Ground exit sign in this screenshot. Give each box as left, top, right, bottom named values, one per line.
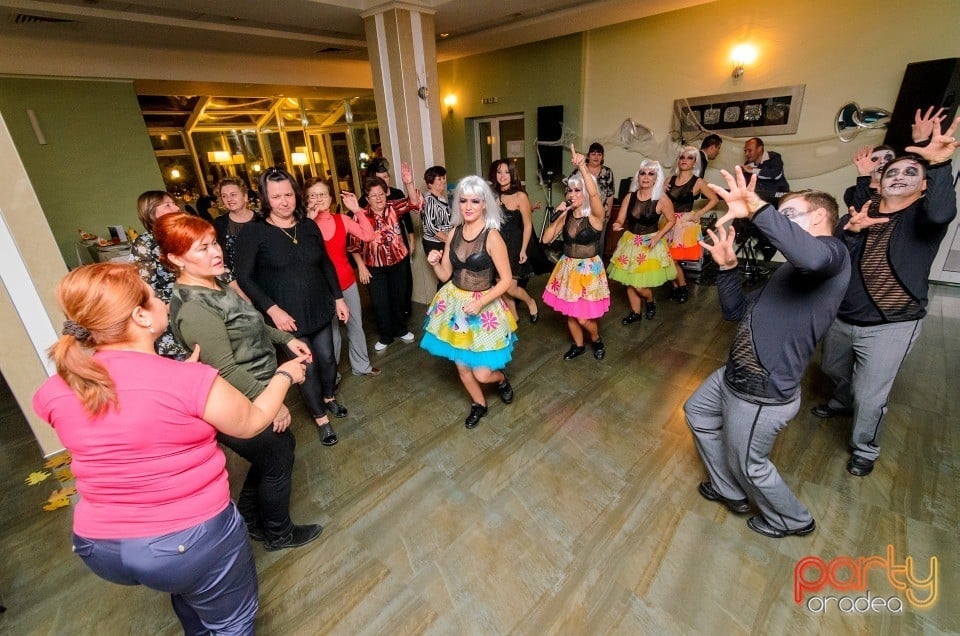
left=481, top=97, right=499, bottom=104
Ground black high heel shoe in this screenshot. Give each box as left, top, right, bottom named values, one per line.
left=563, top=344, right=586, bottom=360
left=645, top=301, right=657, bottom=320
left=323, top=399, right=348, bottom=418
left=621, top=311, right=642, bottom=325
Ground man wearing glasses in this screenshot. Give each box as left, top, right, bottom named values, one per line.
left=685, top=169, right=849, bottom=538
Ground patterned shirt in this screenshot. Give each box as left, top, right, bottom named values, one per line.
left=356, top=198, right=422, bottom=268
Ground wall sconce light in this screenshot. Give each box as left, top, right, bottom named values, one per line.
left=252, top=163, right=262, bottom=173
left=212, top=150, right=232, bottom=164
left=291, top=152, right=309, bottom=166
left=170, top=168, right=181, bottom=180
left=443, top=94, right=457, bottom=114
left=730, top=44, right=757, bottom=80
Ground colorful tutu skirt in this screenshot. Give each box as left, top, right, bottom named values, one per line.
left=607, top=231, right=677, bottom=288
left=421, top=282, right=518, bottom=370
left=542, top=255, right=611, bottom=319
left=668, top=212, right=703, bottom=261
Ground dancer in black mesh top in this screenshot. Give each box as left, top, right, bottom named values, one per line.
left=685, top=168, right=850, bottom=539
left=814, top=113, right=959, bottom=477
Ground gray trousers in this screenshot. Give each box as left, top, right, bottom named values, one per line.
left=332, top=282, right=375, bottom=375
left=820, top=318, right=922, bottom=461
left=685, top=368, right=811, bottom=532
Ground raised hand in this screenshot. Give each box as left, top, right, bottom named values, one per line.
left=699, top=224, right=737, bottom=269
left=707, top=166, right=763, bottom=227
left=570, top=143, right=585, bottom=168
left=912, top=106, right=947, bottom=143
left=906, top=115, right=960, bottom=164
left=400, top=161, right=414, bottom=185
left=853, top=146, right=876, bottom=176
left=843, top=200, right=890, bottom=233
left=340, top=191, right=361, bottom=213
left=427, top=249, right=443, bottom=266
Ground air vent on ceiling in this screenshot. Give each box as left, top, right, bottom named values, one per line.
left=14, top=13, right=76, bottom=25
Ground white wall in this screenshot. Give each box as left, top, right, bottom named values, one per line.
left=581, top=0, right=960, bottom=203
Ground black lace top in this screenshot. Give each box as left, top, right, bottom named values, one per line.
left=624, top=196, right=660, bottom=235
left=562, top=213, right=601, bottom=259
left=449, top=226, right=494, bottom=291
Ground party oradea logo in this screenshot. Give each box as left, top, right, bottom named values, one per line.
left=794, top=545, right=938, bottom=613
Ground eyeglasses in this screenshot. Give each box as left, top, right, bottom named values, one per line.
left=307, top=193, right=331, bottom=200
left=638, top=170, right=658, bottom=177
left=778, top=206, right=813, bottom=220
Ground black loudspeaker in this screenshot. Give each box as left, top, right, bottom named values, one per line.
left=537, top=105, right=564, bottom=180
left=884, top=57, right=960, bottom=152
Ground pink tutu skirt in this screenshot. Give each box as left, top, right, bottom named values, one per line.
left=542, top=255, right=610, bottom=319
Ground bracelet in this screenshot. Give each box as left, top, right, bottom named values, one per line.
left=274, top=370, right=295, bottom=384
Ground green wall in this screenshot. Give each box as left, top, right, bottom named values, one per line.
left=438, top=34, right=584, bottom=227
left=0, top=78, right=163, bottom=266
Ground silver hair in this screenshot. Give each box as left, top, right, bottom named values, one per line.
left=567, top=171, right=599, bottom=218
left=630, top=159, right=666, bottom=200
left=674, top=145, right=703, bottom=177
left=450, top=175, right=502, bottom=230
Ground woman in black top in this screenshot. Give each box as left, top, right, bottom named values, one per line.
left=421, top=175, right=517, bottom=429
left=489, top=159, right=540, bottom=322
left=542, top=145, right=611, bottom=361
left=665, top=146, right=718, bottom=303
left=236, top=167, right=349, bottom=446
left=607, top=160, right=676, bottom=324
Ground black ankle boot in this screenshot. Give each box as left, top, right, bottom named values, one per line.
left=621, top=311, right=642, bottom=325
left=563, top=344, right=586, bottom=360
left=496, top=376, right=514, bottom=404
left=676, top=286, right=688, bottom=304
left=591, top=338, right=606, bottom=360
left=465, top=403, right=488, bottom=428
left=645, top=301, right=657, bottom=320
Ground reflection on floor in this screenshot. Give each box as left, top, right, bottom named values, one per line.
left=0, top=277, right=956, bottom=634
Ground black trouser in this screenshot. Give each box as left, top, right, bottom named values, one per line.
left=368, top=263, right=409, bottom=344
left=218, top=427, right=296, bottom=541
left=422, top=239, right=446, bottom=290
left=293, top=323, right=338, bottom=417
left=399, top=255, right=414, bottom=316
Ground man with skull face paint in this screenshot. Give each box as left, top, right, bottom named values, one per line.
left=814, top=113, right=960, bottom=478
left=685, top=168, right=849, bottom=539
left=842, top=145, right=895, bottom=209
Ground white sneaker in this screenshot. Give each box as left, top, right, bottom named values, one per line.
left=399, top=332, right=415, bottom=343
left=374, top=340, right=390, bottom=352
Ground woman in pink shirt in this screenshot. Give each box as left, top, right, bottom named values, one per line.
left=305, top=178, right=381, bottom=379
left=33, top=263, right=306, bottom=634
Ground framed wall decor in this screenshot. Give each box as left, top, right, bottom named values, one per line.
left=674, top=85, right=805, bottom=139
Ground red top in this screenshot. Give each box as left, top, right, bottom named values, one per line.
left=314, top=211, right=374, bottom=290
left=33, top=351, right=227, bottom=539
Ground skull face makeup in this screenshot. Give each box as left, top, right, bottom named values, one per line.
left=870, top=149, right=896, bottom=180
left=880, top=159, right=925, bottom=199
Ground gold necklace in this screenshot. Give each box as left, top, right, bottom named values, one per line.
left=270, top=218, right=298, bottom=244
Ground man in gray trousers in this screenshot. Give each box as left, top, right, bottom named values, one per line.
left=813, top=113, right=959, bottom=477
left=685, top=167, right=850, bottom=538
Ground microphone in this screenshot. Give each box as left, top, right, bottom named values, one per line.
left=550, top=200, right=572, bottom=222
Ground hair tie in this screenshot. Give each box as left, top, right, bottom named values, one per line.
left=63, top=320, right=91, bottom=342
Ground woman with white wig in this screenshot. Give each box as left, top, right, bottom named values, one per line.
left=421, top=175, right=518, bottom=429
left=607, top=159, right=677, bottom=324
left=542, top=145, right=611, bottom=361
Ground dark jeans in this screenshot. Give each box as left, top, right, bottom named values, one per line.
left=218, top=427, right=296, bottom=541
left=292, top=323, right=338, bottom=417
left=368, top=263, right=409, bottom=344
left=72, top=504, right=257, bottom=635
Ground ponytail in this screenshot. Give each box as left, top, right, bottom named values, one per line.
left=50, top=264, right=150, bottom=416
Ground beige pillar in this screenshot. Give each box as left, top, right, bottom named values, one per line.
left=362, top=2, right=445, bottom=305
left=0, top=113, right=67, bottom=456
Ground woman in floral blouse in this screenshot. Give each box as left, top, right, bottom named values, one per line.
left=131, top=191, right=190, bottom=359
